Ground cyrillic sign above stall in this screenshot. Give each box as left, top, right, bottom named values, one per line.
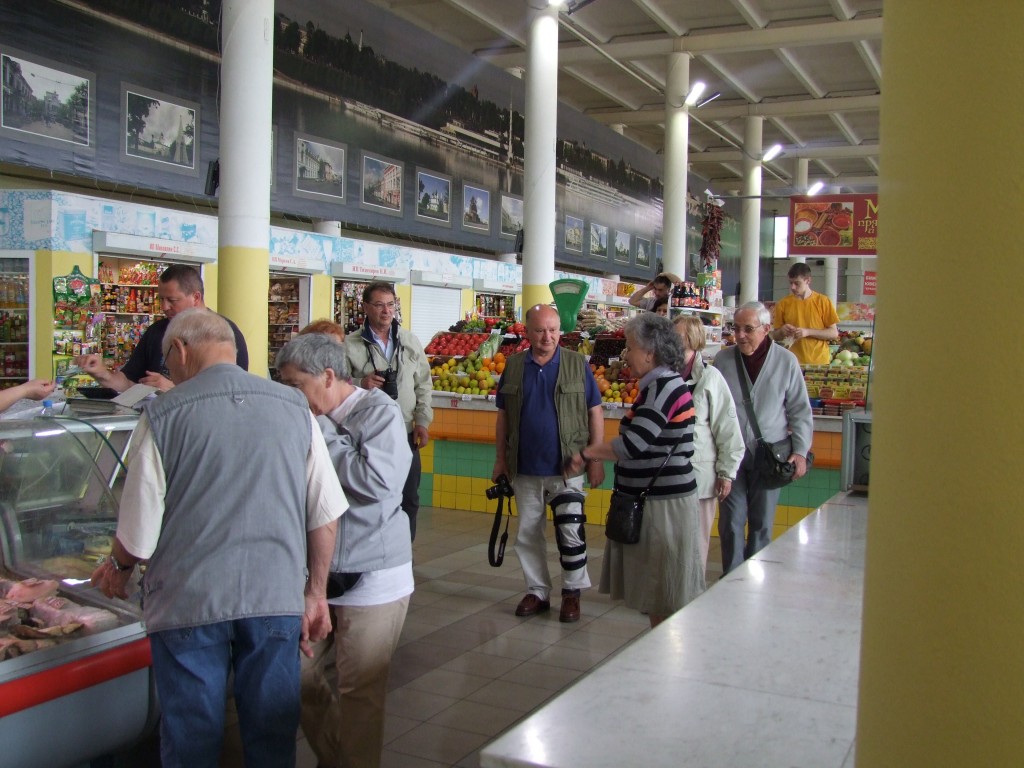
left=789, top=194, right=878, bottom=257
left=269, top=253, right=325, bottom=274
left=330, top=262, right=408, bottom=282
left=93, top=231, right=218, bottom=263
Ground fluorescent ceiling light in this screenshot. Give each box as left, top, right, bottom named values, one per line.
left=696, top=91, right=721, bottom=108
left=684, top=81, right=706, bottom=107
left=762, top=144, right=783, bottom=163
left=807, top=181, right=825, bottom=196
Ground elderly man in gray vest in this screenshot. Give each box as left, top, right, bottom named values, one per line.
left=493, top=304, right=605, bottom=623
left=91, top=308, right=346, bottom=768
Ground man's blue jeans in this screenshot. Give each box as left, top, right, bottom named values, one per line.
left=149, top=616, right=302, bottom=768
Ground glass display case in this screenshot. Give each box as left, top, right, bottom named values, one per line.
left=0, top=404, right=157, bottom=768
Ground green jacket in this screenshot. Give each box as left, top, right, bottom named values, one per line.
left=500, top=348, right=591, bottom=479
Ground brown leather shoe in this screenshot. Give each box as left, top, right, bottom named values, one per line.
left=515, top=594, right=550, bottom=617
left=559, top=594, right=581, bottom=623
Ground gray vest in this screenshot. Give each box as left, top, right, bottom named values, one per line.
left=140, top=364, right=312, bottom=633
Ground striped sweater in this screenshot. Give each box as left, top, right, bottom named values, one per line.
left=612, top=367, right=697, bottom=498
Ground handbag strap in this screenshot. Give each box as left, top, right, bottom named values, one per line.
left=733, top=350, right=766, bottom=443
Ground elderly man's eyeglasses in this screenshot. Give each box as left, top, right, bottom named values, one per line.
left=366, top=301, right=397, bottom=311
left=733, top=324, right=765, bottom=335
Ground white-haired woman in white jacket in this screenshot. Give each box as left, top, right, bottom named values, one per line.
left=674, top=316, right=746, bottom=570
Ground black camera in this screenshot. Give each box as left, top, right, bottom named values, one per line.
left=486, top=474, right=514, bottom=500
left=378, top=368, right=399, bottom=400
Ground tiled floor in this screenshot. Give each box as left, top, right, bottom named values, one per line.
left=290, top=505, right=724, bottom=768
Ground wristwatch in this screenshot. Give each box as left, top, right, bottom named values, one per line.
left=108, top=553, right=133, bottom=572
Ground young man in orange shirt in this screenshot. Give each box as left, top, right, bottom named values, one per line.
left=770, top=262, right=839, bottom=365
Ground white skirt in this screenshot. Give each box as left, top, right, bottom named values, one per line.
left=599, top=493, right=705, bottom=617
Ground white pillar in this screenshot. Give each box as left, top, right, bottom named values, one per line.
left=824, top=259, right=840, bottom=304
left=521, top=3, right=559, bottom=309
left=662, top=51, right=690, bottom=280
left=740, top=116, right=763, bottom=304
left=790, top=159, right=809, bottom=265
left=218, top=0, right=274, bottom=373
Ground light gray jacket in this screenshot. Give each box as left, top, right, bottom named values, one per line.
left=713, top=343, right=813, bottom=459
left=318, top=388, right=413, bottom=574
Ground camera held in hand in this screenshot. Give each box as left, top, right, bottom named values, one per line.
left=486, top=474, right=514, bottom=500
left=377, top=368, right=399, bottom=400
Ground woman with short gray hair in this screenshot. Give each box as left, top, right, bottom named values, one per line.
left=565, top=313, right=703, bottom=626
left=276, top=331, right=413, bottom=768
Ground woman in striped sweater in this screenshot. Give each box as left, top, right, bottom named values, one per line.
left=565, top=314, right=703, bottom=627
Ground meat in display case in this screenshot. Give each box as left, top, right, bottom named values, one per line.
left=0, top=405, right=157, bottom=768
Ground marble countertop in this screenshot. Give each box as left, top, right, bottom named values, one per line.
left=481, top=492, right=867, bottom=768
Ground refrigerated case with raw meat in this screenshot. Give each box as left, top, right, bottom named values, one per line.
left=0, top=403, right=156, bottom=768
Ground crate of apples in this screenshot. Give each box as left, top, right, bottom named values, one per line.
left=591, top=360, right=638, bottom=405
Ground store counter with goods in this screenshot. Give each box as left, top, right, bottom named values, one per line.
left=0, top=404, right=156, bottom=768
left=419, top=330, right=848, bottom=537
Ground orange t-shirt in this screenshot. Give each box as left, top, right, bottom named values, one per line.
left=773, top=291, right=839, bottom=364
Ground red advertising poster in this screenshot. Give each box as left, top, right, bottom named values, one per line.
left=789, top=194, right=878, bottom=256
left=863, top=271, right=877, bottom=296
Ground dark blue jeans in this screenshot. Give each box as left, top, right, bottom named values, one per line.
left=149, top=616, right=302, bottom=768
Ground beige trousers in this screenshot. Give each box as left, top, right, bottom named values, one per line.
left=300, top=597, right=410, bottom=768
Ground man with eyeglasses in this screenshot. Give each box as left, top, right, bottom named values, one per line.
left=343, top=281, right=433, bottom=540
left=713, top=301, right=813, bottom=575
left=74, top=264, right=248, bottom=392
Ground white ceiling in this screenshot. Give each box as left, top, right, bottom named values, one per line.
left=363, top=0, right=883, bottom=197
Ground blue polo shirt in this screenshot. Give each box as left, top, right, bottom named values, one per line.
left=496, top=347, right=602, bottom=476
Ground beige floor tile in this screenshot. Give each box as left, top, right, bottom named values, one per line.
left=382, top=713, right=421, bottom=744
left=576, top=616, right=651, bottom=640
left=530, top=643, right=610, bottom=672
left=403, top=667, right=493, bottom=698
left=474, top=634, right=548, bottom=662
left=379, top=748, right=449, bottom=768
left=386, top=686, right=461, bottom=721
left=386, top=722, right=490, bottom=766
left=497, top=660, right=586, bottom=692
left=554, top=628, right=632, bottom=655
left=439, top=650, right=523, bottom=679
left=427, top=699, right=525, bottom=737
left=466, top=678, right=555, bottom=712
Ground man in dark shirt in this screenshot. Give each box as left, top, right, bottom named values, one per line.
left=75, top=264, right=248, bottom=392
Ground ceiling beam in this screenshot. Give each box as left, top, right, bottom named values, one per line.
left=588, top=93, right=880, bottom=125
left=631, top=0, right=688, bottom=37
left=476, top=17, right=883, bottom=68
left=690, top=143, right=879, bottom=164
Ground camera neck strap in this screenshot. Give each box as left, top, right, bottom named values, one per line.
left=363, top=331, right=401, bottom=375
left=488, top=490, right=512, bottom=567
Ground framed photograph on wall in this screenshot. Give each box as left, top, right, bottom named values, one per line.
left=655, top=241, right=664, bottom=273
left=415, top=169, right=452, bottom=227
left=462, top=183, right=490, bottom=233
left=589, top=222, right=608, bottom=258
left=0, top=48, right=95, bottom=153
left=121, top=84, right=199, bottom=176
left=564, top=215, right=584, bottom=252
left=614, top=231, right=631, bottom=264
left=500, top=194, right=524, bottom=239
left=360, top=152, right=404, bottom=217
left=635, top=237, right=651, bottom=268
left=294, top=132, right=346, bottom=202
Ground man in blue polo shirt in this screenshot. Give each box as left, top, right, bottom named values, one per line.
left=493, top=304, right=604, bottom=623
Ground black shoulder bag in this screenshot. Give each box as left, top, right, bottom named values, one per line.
left=605, top=443, right=680, bottom=545
left=733, top=351, right=813, bottom=490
